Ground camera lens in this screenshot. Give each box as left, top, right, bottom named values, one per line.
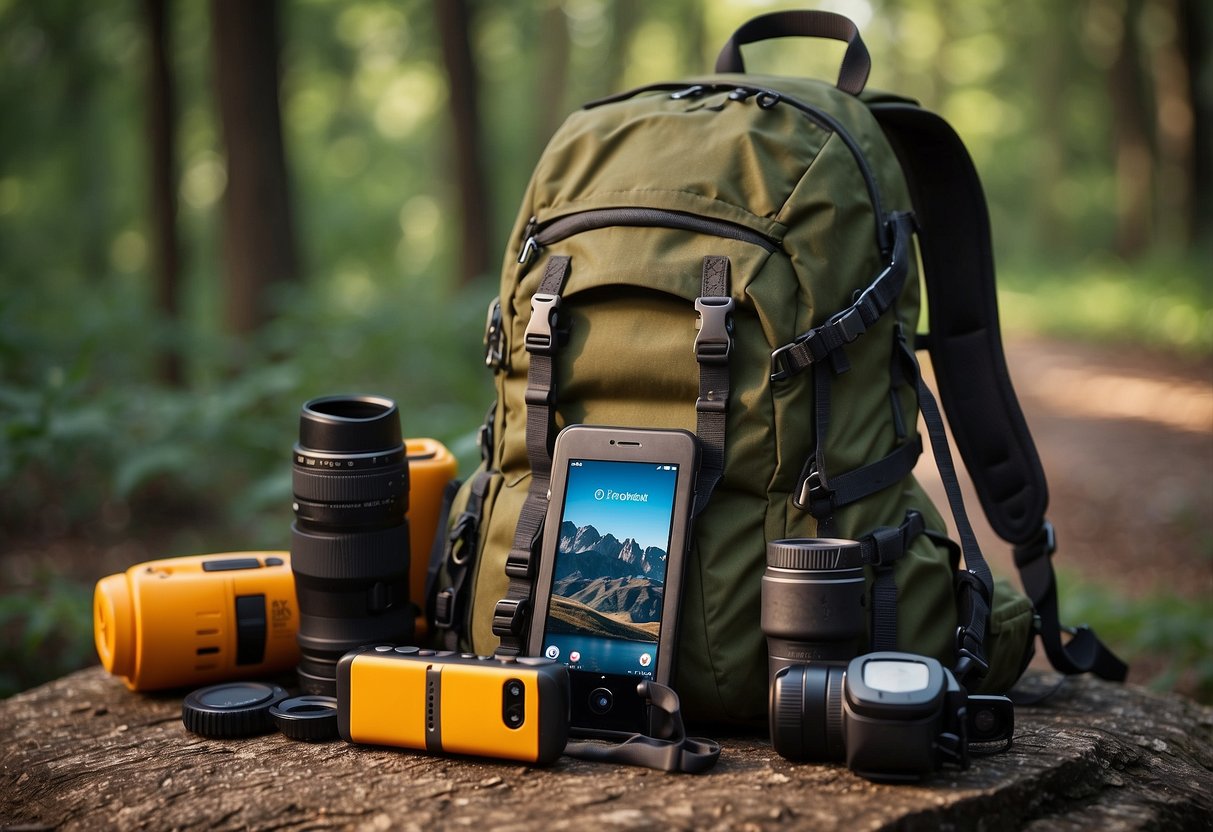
left=290, top=395, right=412, bottom=695
left=588, top=687, right=614, bottom=715
left=761, top=538, right=867, bottom=684
left=769, top=664, right=846, bottom=761
left=502, top=678, right=526, bottom=729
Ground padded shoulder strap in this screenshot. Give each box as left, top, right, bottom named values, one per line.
left=869, top=103, right=1046, bottom=545
left=871, top=103, right=1128, bottom=684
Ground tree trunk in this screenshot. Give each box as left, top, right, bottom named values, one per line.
left=145, top=0, right=183, bottom=385
left=210, top=0, right=298, bottom=335
left=1107, top=0, right=1157, bottom=259
left=434, top=0, right=492, bottom=288
left=1180, top=0, right=1213, bottom=252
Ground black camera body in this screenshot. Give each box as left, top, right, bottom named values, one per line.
left=762, top=537, right=1015, bottom=781
left=771, top=652, right=1014, bottom=781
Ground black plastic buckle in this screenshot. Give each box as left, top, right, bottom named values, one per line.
left=491, top=597, right=528, bottom=638
left=524, top=293, right=561, bottom=354
left=484, top=298, right=504, bottom=369
left=433, top=588, right=456, bottom=629
left=504, top=548, right=531, bottom=580
left=694, top=296, right=734, bottom=364
left=866, top=525, right=904, bottom=567
left=954, top=625, right=991, bottom=682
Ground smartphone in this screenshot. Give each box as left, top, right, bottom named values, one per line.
left=527, top=425, right=699, bottom=736
left=336, top=646, right=570, bottom=765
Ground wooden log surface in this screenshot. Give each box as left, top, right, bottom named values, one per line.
left=1, top=667, right=1210, bottom=831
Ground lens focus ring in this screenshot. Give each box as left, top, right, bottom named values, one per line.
left=290, top=523, right=409, bottom=581
left=292, top=463, right=407, bottom=505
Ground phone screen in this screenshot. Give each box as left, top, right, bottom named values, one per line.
left=539, top=457, right=680, bottom=680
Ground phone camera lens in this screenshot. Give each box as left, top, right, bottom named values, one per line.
left=501, top=678, right=526, bottom=729
left=588, top=687, right=614, bottom=715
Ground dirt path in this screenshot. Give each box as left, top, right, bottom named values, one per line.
left=915, top=336, right=1213, bottom=601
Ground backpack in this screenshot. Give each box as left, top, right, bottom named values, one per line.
left=426, top=10, right=1126, bottom=722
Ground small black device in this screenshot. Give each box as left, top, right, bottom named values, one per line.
left=770, top=652, right=1014, bottom=781
left=290, top=395, right=413, bottom=696
left=527, top=425, right=699, bottom=736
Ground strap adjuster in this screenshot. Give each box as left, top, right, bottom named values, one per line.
left=491, top=597, right=528, bottom=638
left=524, top=292, right=561, bottom=354
left=694, top=296, right=735, bottom=364
left=433, top=588, right=456, bottom=628
left=954, top=624, right=991, bottom=682
left=504, top=548, right=532, bottom=580
left=1013, top=519, right=1057, bottom=569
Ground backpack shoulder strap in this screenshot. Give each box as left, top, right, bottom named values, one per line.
left=869, top=102, right=1127, bottom=682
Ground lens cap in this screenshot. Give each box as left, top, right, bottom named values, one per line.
left=270, top=695, right=339, bottom=742
left=182, top=682, right=289, bottom=738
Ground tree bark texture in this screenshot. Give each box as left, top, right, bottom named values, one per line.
left=2, top=668, right=1210, bottom=831
left=210, top=0, right=298, bottom=335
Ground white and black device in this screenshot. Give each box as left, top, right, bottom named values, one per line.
left=527, top=425, right=699, bottom=736
left=770, top=651, right=1015, bottom=781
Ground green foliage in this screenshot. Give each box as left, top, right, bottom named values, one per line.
left=0, top=0, right=1207, bottom=697
left=0, top=569, right=94, bottom=699
left=1059, top=571, right=1213, bottom=704
left=999, top=254, right=1213, bottom=356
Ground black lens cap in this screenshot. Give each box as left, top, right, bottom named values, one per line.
left=270, top=695, right=339, bottom=742
left=182, top=682, right=289, bottom=738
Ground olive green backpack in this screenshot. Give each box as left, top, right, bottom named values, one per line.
left=427, top=10, right=1126, bottom=722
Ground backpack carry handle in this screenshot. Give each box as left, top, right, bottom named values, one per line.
left=714, top=10, right=871, bottom=96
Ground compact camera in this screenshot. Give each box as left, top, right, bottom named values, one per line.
left=94, top=552, right=299, bottom=691
left=337, top=647, right=570, bottom=765
left=762, top=537, right=1014, bottom=780
left=771, top=652, right=1014, bottom=781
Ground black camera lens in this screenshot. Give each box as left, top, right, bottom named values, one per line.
left=769, top=663, right=847, bottom=762
left=588, top=687, right=614, bottom=715
left=502, top=678, right=526, bottom=729
left=761, top=538, right=867, bottom=684
left=291, top=395, right=412, bottom=695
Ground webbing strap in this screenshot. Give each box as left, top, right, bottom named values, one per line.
left=770, top=213, right=914, bottom=383
left=872, top=102, right=1127, bottom=682
left=1014, top=527, right=1128, bottom=681
left=693, top=256, right=734, bottom=516
left=916, top=368, right=993, bottom=685
left=855, top=510, right=926, bottom=652
left=493, top=256, right=571, bottom=655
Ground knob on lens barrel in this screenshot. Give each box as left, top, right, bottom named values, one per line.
left=761, top=538, right=867, bottom=684
left=291, top=395, right=412, bottom=695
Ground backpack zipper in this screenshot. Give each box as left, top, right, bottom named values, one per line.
left=518, top=207, right=779, bottom=266
left=583, top=82, right=891, bottom=253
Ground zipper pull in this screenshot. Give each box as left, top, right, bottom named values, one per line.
left=728, top=87, right=756, bottom=102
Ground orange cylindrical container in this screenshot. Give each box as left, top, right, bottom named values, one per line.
left=404, top=438, right=459, bottom=636
left=94, top=552, right=299, bottom=691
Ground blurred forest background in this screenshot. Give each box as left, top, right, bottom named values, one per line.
left=1, top=0, right=1209, bottom=698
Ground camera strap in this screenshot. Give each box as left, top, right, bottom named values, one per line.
left=563, top=681, right=721, bottom=774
